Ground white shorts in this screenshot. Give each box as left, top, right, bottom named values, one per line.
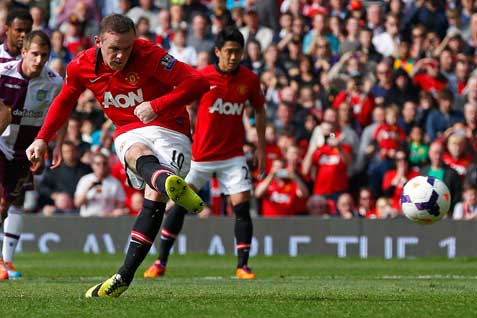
left=114, top=126, right=191, bottom=190
left=185, top=156, right=251, bottom=195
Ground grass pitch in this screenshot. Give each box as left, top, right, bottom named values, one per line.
left=1, top=253, right=477, bottom=318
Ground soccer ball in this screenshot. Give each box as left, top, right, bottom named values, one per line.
left=400, top=175, right=451, bottom=224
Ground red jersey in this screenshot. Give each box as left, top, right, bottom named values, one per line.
left=442, top=152, right=472, bottom=176
left=260, top=179, right=302, bottom=217
left=382, top=169, right=420, bottom=210
left=332, top=91, right=374, bottom=127
left=192, top=65, right=265, bottom=162
left=37, top=39, right=209, bottom=141
left=373, top=123, right=406, bottom=152
left=311, top=144, right=352, bottom=195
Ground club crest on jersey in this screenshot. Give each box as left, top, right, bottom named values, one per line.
left=237, top=84, right=248, bottom=95
left=36, top=89, right=47, bottom=101
left=102, top=88, right=144, bottom=108
left=125, top=72, right=140, bottom=85
left=160, top=54, right=176, bottom=70
left=209, top=98, right=244, bottom=115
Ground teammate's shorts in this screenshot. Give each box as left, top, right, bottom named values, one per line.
left=185, top=156, right=251, bottom=195
left=114, top=126, right=191, bottom=190
left=0, top=152, right=33, bottom=204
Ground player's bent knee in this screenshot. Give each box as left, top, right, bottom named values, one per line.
left=125, top=143, right=155, bottom=168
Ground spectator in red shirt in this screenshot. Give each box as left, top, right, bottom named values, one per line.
left=333, top=73, right=374, bottom=129
left=442, top=132, right=472, bottom=177
left=302, top=121, right=352, bottom=202
left=382, top=149, right=419, bottom=211
left=368, top=104, right=406, bottom=195
left=255, top=158, right=309, bottom=217
left=412, top=58, right=448, bottom=93
left=357, top=187, right=377, bottom=218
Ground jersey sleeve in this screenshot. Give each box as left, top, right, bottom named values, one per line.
left=36, top=61, right=85, bottom=141
left=147, top=47, right=209, bottom=113
left=248, top=73, right=265, bottom=109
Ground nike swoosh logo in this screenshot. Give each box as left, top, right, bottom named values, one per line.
left=210, top=85, right=217, bottom=89
left=89, top=76, right=104, bottom=83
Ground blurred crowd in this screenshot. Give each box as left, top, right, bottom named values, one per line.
left=3, top=0, right=477, bottom=220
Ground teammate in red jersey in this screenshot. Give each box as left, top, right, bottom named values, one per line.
left=25, top=14, right=209, bottom=298
left=144, top=26, right=266, bottom=280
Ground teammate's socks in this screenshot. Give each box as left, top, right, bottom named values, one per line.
left=158, top=205, right=187, bottom=265
left=233, top=202, right=252, bottom=268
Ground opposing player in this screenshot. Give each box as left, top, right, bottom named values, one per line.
left=0, top=31, right=64, bottom=280
left=0, top=9, right=33, bottom=62
left=144, top=27, right=266, bottom=280
left=26, top=14, right=208, bottom=297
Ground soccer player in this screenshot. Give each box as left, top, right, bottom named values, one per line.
left=143, top=26, right=266, bottom=280
left=26, top=14, right=208, bottom=297
left=0, top=30, right=64, bottom=280
left=0, top=9, right=33, bottom=62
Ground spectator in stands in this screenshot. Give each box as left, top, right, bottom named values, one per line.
left=30, top=5, right=51, bottom=36
left=49, top=29, right=73, bottom=64
left=355, top=105, right=385, bottom=175
left=302, top=121, right=352, bottom=202
left=382, top=149, right=419, bottom=211
left=63, top=14, right=92, bottom=56
left=242, top=38, right=263, bottom=74
left=366, top=3, right=384, bottom=36
left=407, top=125, right=429, bottom=169
left=333, top=73, right=374, bottom=129
left=307, top=194, right=334, bottom=218
left=135, top=16, right=155, bottom=42
left=368, top=104, right=406, bottom=194
left=357, top=187, right=377, bottom=218
left=187, top=13, right=214, bottom=54
left=74, top=153, right=127, bottom=217
left=393, top=69, right=419, bottom=106
left=168, top=28, right=197, bottom=67
left=398, top=100, right=419, bottom=135
left=255, top=158, right=309, bottom=217
left=412, top=58, right=448, bottom=93
left=426, top=89, right=464, bottom=141
left=336, top=193, right=357, bottom=219
left=375, top=196, right=398, bottom=218
left=126, top=0, right=161, bottom=30
left=154, top=8, right=173, bottom=49
left=240, top=7, right=273, bottom=53
left=442, top=132, right=472, bottom=178
left=340, top=17, right=360, bottom=55
left=372, top=14, right=400, bottom=57
left=420, top=141, right=462, bottom=212
left=38, top=141, right=92, bottom=212
left=453, top=183, right=477, bottom=220
left=370, top=61, right=400, bottom=107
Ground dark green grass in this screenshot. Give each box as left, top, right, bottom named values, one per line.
left=1, top=253, right=477, bottom=318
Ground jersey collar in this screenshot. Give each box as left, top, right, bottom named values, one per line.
left=214, top=63, right=240, bottom=76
